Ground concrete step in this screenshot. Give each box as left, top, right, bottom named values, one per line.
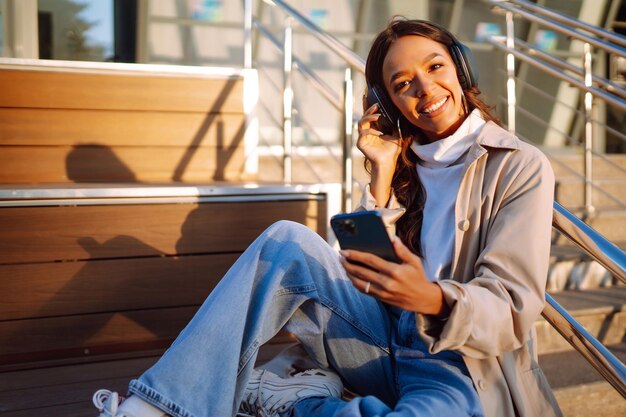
left=537, top=287, right=626, bottom=416
left=547, top=152, right=626, bottom=179
left=539, top=343, right=626, bottom=417
left=536, top=287, right=626, bottom=355
left=555, top=179, right=626, bottom=210
left=553, top=207, right=626, bottom=242
left=552, top=381, right=626, bottom=417
left=547, top=247, right=626, bottom=291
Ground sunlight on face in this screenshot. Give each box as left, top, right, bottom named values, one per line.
left=382, top=35, right=466, bottom=141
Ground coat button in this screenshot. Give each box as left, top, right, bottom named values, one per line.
left=458, top=219, right=470, bottom=231
left=477, top=379, right=486, bottom=390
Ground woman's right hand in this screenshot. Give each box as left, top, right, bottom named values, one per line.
left=357, top=102, right=402, bottom=207
left=357, top=103, right=402, bottom=168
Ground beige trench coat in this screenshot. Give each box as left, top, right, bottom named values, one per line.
left=362, top=121, right=562, bottom=417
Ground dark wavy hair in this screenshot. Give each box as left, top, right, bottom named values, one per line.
left=364, top=18, right=501, bottom=256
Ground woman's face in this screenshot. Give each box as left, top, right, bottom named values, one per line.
left=382, top=35, right=465, bottom=141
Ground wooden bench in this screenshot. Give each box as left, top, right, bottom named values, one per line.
left=0, top=59, right=340, bottom=416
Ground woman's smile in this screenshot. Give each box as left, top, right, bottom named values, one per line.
left=419, top=96, right=449, bottom=116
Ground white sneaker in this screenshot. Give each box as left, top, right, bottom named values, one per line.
left=93, top=389, right=131, bottom=417
left=238, top=368, right=343, bottom=416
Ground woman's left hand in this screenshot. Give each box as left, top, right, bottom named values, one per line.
left=340, top=237, right=448, bottom=316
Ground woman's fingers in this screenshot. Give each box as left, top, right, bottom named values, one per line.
left=340, top=249, right=389, bottom=273
left=392, top=237, right=425, bottom=269
left=365, top=102, right=379, bottom=115
left=340, top=256, right=383, bottom=295
left=340, top=249, right=398, bottom=285
left=342, top=263, right=372, bottom=294
left=358, top=114, right=381, bottom=133
left=359, top=127, right=383, bottom=138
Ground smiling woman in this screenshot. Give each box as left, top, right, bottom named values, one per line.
left=91, top=17, right=561, bottom=417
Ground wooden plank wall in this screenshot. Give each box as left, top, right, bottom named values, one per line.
left=0, top=68, right=250, bottom=183
left=0, top=198, right=326, bottom=369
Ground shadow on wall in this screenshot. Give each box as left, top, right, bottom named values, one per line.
left=66, top=144, right=138, bottom=182
left=0, top=196, right=315, bottom=364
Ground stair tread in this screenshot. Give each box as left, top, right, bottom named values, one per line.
left=548, top=286, right=626, bottom=313
left=539, top=342, right=626, bottom=390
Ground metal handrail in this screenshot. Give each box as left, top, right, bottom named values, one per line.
left=549, top=201, right=626, bottom=397
left=251, top=0, right=365, bottom=210
left=553, top=202, right=626, bottom=281
left=267, top=0, right=366, bottom=73
left=485, top=0, right=626, bottom=56
left=504, top=0, right=626, bottom=47
left=515, top=81, right=626, bottom=148
left=543, top=294, right=626, bottom=398
left=513, top=38, right=626, bottom=99
left=489, top=36, right=626, bottom=112
left=500, top=70, right=626, bottom=145
left=485, top=0, right=626, bottom=217
left=253, top=19, right=342, bottom=111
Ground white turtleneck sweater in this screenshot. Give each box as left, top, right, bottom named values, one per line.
left=410, top=109, right=485, bottom=281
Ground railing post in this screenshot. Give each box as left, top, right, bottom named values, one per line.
left=283, top=17, right=293, bottom=183
left=243, top=0, right=252, bottom=69
left=342, top=68, right=353, bottom=213
left=583, top=42, right=595, bottom=218
left=505, top=11, right=516, bottom=134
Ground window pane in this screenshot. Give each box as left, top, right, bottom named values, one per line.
left=0, top=1, right=4, bottom=56
left=37, top=0, right=113, bottom=61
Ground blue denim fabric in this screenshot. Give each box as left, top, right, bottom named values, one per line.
left=293, top=311, right=484, bottom=417
left=128, top=221, right=483, bottom=417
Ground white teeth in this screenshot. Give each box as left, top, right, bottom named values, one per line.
left=422, top=97, right=447, bottom=114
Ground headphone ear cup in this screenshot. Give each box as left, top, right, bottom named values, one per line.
left=367, top=85, right=400, bottom=125
left=450, top=43, right=478, bottom=90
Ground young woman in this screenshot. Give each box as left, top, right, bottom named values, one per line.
left=93, top=18, right=562, bottom=417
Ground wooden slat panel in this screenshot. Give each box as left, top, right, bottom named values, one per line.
left=0, top=381, right=132, bottom=417
left=0, top=144, right=247, bottom=183
left=0, top=401, right=96, bottom=417
left=0, top=69, right=244, bottom=112
left=0, top=306, right=197, bottom=360
left=0, top=108, right=246, bottom=147
left=0, top=336, right=295, bottom=415
left=0, top=200, right=324, bottom=264
left=0, top=254, right=238, bottom=321
left=0, top=310, right=296, bottom=366
left=0, top=355, right=158, bottom=391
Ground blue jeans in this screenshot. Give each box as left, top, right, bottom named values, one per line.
left=128, top=221, right=484, bottom=417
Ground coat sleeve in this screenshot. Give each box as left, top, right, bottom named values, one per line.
left=416, top=147, right=555, bottom=359
left=354, top=184, right=406, bottom=237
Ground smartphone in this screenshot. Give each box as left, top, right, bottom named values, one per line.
left=330, top=211, right=400, bottom=264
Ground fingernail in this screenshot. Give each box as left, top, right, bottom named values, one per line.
left=339, top=250, right=349, bottom=257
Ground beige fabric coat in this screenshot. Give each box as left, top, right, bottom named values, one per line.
left=361, top=121, right=562, bottom=417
